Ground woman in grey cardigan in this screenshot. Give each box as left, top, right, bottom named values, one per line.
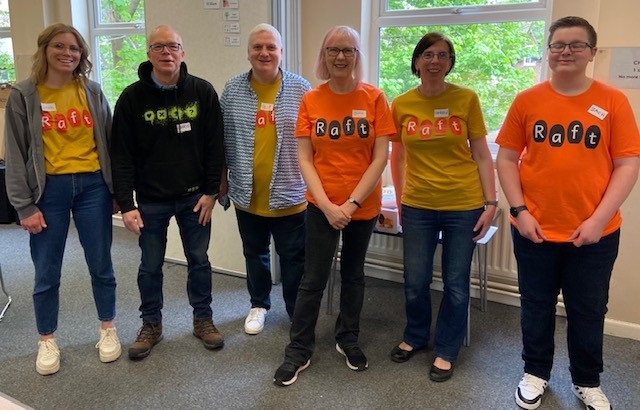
left=4, top=23, right=120, bottom=375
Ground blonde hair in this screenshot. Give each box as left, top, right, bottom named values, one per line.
left=31, top=23, right=92, bottom=84
left=314, top=25, right=364, bottom=81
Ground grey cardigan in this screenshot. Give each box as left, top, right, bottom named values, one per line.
left=4, top=79, right=113, bottom=220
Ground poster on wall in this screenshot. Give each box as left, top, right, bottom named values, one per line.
left=607, top=47, right=640, bottom=89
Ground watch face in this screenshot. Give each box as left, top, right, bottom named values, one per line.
left=510, top=206, right=526, bottom=217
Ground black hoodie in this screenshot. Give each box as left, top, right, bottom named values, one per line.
left=111, top=61, right=224, bottom=212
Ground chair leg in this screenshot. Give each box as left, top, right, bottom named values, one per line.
left=479, top=243, right=488, bottom=312
left=0, top=264, right=12, bottom=322
left=326, top=245, right=339, bottom=315
left=464, top=297, right=471, bottom=347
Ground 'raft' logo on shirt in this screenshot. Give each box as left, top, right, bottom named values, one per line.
left=42, top=109, right=93, bottom=132
left=256, top=109, right=275, bottom=128
left=405, top=115, right=462, bottom=139
left=532, top=120, right=601, bottom=149
left=143, top=101, right=199, bottom=125
left=315, top=116, right=370, bottom=139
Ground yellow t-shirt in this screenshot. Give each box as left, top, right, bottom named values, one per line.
left=38, top=81, right=100, bottom=175
left=390, top=85, right=487, bottom=211
left=242, top=77, right=305, bottom=217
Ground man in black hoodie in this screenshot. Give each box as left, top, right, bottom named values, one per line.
left=111, top=25, right=225, bottom=360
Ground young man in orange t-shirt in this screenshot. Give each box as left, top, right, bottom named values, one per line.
left=497, top=16, right=640, bottom=410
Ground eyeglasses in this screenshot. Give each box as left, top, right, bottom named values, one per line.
left=548, top=42, right=592, bottom=53
left=148, top=43, right=182, bottom=53
left=421, top=51, right=453, bottom=61
left=48, top=42, right=82, bottom=55
left=325, top=47, right=358, bottom=58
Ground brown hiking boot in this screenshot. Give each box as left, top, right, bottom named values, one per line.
left=128, top=321, right=163, bottom=360
left=193, top=318, right=224, bottom=350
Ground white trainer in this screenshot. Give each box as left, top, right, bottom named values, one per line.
left=572, top=384, right=612, bottom=410
left=36, top=338, right=60, bottom=376
left=515, top=373, right=548, bottom=409
left=96, top=327, right=122, bottom=363
left=244, top=307, right=267, bottom=335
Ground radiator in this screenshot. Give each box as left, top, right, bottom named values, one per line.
left=363, top=210, right=521, bottom=302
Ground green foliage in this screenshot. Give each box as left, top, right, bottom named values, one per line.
left=379, top=1, right=545, bottom=133
left=97, top=0, right=146, bottom=107
left=0, top=51, right=15, bottom=82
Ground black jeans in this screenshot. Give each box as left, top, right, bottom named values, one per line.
left=235, top=208, right=306, bottom=317
left=513, top=228, right=619, bottom=386
left=284, top=203, right=376, bottom=365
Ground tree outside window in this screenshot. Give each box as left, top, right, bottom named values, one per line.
left=91, top=0, right=146, bottom=107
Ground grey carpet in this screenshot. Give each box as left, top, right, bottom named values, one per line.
left=0, top=222, right=639, bottom=409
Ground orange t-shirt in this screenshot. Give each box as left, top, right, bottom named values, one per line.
left=295, top=82, right=396, bottom=220
left=496, top=81, right=640, bottom=241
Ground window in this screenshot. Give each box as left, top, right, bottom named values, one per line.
left=89, top=0, right=146, bottom=107
left=0, top=0, right=14, bottom=83
left=370, top=0, right=551, bottom=139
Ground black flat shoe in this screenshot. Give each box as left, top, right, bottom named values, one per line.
left=429, top=363, right=454, bottom=382
left=389, top=345, right=416, bottom=363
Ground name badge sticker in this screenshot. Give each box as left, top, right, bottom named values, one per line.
left=177, top=122, right=192, bottom=133
left=260, top=102, right=274, bottom=111
left=352, top=109, right=367, bottom=118
left=588, top=104, right=608, bottom=120
left=41, top=103, right=56, bottom=112
left=434, top=108, right=449, bottom=118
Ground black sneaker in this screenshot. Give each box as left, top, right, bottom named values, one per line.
left=336, top=343, right=368, bottom=371
left=273, top=360, right=311, bottom=387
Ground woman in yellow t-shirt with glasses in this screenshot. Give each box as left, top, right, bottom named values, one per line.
left=4, top=23, right=120, bottom=375
left=389, top=32, right=496, bottom=382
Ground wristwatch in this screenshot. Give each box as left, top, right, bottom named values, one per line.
left=510, top=205, right=528, bottom=217
left=348, top=197, right=362, bottom=208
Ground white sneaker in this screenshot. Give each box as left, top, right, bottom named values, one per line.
left=244, top=307, right=267, bottom=335
left=36, top=338, right=60, bottom=375
left=96, top=327, right=122, bottom=363
left=515, top=373, right=548, bottom=409
left=572, top=384, right=612, bottom=410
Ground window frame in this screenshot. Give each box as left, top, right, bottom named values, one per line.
left=365, top=0, right=553, bottom=88
left=0, top=0, right=14, bottom=83
left=87, top=0, right=145, bottom=99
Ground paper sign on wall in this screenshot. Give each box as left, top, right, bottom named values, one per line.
left=608, top=47, right=640, bottom=89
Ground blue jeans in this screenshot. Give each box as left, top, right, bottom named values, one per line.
left=284, top=203, right=377, bottom=365
left=31, top=172, right=116, bottom=335
left=137, top=194, right=213, bottom=324
left=513, top=228, right=619, bottom=387
left=401, top=205, right=482, bottom=363
left=235, top=208, right=305, bottom=318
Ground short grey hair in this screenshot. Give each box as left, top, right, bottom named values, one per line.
left=248, top=23, right=283, bottom=49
